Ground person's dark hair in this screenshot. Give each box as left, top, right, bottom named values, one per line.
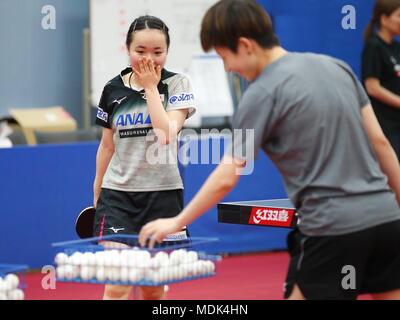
left=364, top=0, right=400, bottom=42
left=200, top=0, right=279, bottom=53
left=126, top=15, right=170, bottom=49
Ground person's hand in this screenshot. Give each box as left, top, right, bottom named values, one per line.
left=139, top=217, right=181, bottom=248
left=132, top=57, right=161, bottom=89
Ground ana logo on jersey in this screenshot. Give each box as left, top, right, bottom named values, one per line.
left=116, top=112, right=151, bottom=127
left=169, top=93, right=194, bottom=104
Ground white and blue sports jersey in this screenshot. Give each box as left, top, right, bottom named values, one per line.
left=96, top=67, right=196, bottom=191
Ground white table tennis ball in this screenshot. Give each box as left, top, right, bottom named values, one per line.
left=191, top=262, right=201, bottom=276
left=1, top=277, right=12, bottom=291
left=143, top=268, right=157, bottom=282
left=201, top=261, right=210, bottom=275
left=72, top=266, right=80, bottom=279
left=108, top=267, right=120, bottom=282
left=55, top=252, right=68, bottom=265
left=7, top=289, right=24, bottom=300
left=80, top=266, right=95, bottom=281
left=155, top=251, right=168, bottom=261
left=5, top=274, right=19, bottom=290
left=128, top=269, right=140, bottom=283
left=154, top=251, right=170, bottom=267
left=103, top=251, right=114, bottom=267
left=164, top=267, right=172, bottom=282
left=155, top=269, right=166, bottom=284
left=205, top=260, right=215, bottom=273
left=120, top=250, right=129, bottom=268
left=80, top=253, right=89, bottom=266
left=0, top=278, right=6, bottom=291
left=159, top=267, right=169, bottom=282
left=96, top=267, right=106, bottom=282
left=120, top=267, right=129, bottom=282
left=71, top=252, right=83, bottom=266
left=186, top=251, right=198, bottom=263
left=137, top=250, right=151, bottom=268
left=170, top=249, right=187, bottom=265
left=169, top=266, right=179, bottom=280
left=180, top=265, right=190, bottom=279
left=141, top=250, right=151, bottom=260
left=80, top=266, right=90, bottom=281
left=149, top=257, right=160, bottom=269
left=169, top=250, right=180, bottom=266
left=64, top=265, right=74, bottom=280
left=56, top=266, right=66, bottom=279
left=127, top=256, right=137, bottom=268
left=111, top=250, right=121, bottom=267
left=126, top=250, right=137, bottom=260
left=86, top=252, right=96, bottom=266
left=95, top=251, right=105, bottom=266
left=80, top=252, right=95, bottom=266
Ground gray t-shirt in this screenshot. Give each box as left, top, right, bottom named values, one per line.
left=96, top=68, right=196, bottom=192
left=230, top=52, right=400, bottom=236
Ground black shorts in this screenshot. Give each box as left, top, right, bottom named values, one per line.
left=284, top=220, right=400, bottom=300
left=93, top=188, right=189, bottom=246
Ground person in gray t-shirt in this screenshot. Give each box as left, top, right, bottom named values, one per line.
left=139, top=0, right=400, bottom=300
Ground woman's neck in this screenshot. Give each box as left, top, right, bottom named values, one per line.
left=124, top=72, right=141, bottom=89
left=378, top=28, right=394, bottom=44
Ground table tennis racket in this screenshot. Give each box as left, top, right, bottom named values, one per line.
left=75, top=206, right=96, bottom=239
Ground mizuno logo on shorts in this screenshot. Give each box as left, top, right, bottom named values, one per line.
left=109, top=227, right=125, bottom=233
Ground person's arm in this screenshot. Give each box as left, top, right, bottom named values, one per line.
left=362, top=104, right=400, bottom=204
left=93, top=128, right=115, bottom=207
left=138, top=156, right=246, bottom=248
left=364, top=77, right=400, bottom=109
left=133, top=57, right=188, bottom=145
left=145, top=88, right=188, bottom=145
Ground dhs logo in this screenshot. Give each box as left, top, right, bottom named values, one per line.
left=97, top=108, right=108, bottom=122
left=169, top=93, right=194, bottom=104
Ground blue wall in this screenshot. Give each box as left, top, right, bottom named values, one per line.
left=0, top=142, right=98, bottom=268
left=260, top=0, right=375, bottom=78
left=0, top=139, right=288, bottom=269
left=0, top=0, right=376, bottom=126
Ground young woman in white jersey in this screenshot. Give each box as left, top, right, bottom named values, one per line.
left=93, top=15, right=195, bottom=300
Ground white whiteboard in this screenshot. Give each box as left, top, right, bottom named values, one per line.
left=89, top=0, right=234, bottom=125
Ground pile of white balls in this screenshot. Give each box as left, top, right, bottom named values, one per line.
left=55, top=248, right=216, bottom=285
left=0, top=274, right=24, bottom=300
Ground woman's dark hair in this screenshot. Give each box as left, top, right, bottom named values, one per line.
left=126, top=15, right=170, bottom=49
left=364, top=0, right=400, bottom=42
left=201, top=0, right=279, bottom=53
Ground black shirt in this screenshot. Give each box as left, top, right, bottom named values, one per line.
left=361, top=34, right=400, bottom=127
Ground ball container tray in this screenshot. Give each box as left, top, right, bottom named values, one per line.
left=52, top=235, right=221, bottom=286
left=0, top=264, right=29, bottom=300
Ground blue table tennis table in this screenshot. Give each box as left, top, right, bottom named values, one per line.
left=217, top=199, right=299, bottom=229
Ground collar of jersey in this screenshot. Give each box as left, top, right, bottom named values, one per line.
left=119, top=66, right=176, bottom=87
